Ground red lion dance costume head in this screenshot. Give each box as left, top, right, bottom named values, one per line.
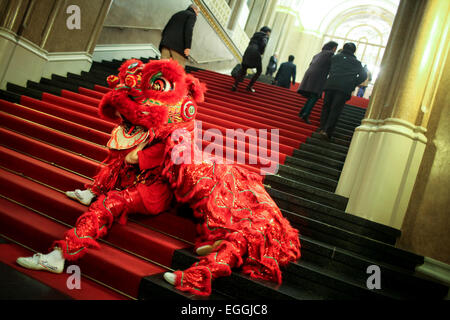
left=56, top=58, right=301, bottom=296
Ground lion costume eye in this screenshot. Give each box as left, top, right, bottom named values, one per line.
left=148, top=72, right=173, bottom=92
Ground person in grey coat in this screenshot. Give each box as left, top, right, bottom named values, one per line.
left=319, top=42, right=367, bottom=140
left=297, top=41, right=338, bottom=124
left=274, top=55, right=296, bottom=89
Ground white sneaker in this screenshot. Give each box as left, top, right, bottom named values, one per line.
left=65, top=189, right=95, bottom=206
left=163, top=272, right=176, bottom=285
left=16, top=252, right=64, bottom=274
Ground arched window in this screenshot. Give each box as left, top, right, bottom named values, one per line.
left=322, top=6, right=395, bottom=83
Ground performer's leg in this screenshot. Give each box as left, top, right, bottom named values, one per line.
left=17, top=185, right=153, bottom=273
left=54, top=187, right=147, bottom=261
left=165, top=232, right=247, bottom=296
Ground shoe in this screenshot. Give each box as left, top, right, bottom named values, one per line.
left=16, top=252, right=64, bottom=274
left=195, top=240, right=223, bottom=256
left=246, top=87, right=255, bottom=93
left=300, top=115, right=311, bottom=124
left=319, top=130, right=331, bottom=141
left=163, top=272, right=176, bottom=285
left=196, top=244, right=213, bottom=256
left=66, top=189, right=95, bottom=206
left=231, top=85, right=237, bottom=92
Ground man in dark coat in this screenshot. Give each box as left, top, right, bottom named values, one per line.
left=159, top=5, right=199, bottom=67
left=232, top=26, right=271, bottom=93
left=274, top=55, right=296, bottom=89
left=319, top=42, right=367, bottom=140
left=297, top=41, right=338, bottom=124
left=265, top=53, right=278, bottom=77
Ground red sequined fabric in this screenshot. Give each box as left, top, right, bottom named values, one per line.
left=160, top=122, right=301, bottom=296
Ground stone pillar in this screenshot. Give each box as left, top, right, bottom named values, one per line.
left=275, top=14, right=294, bottom=61
left=244, top=0, right=269, bottom=37
left=227, top=0, right=245, bottom=31
left=261, top=11, right=287, bottom=72
left=336, top=0, right=450, bottom=229
left=263, top=0, right=278, bottom=29
left=258, top=0, right=276, bottom=31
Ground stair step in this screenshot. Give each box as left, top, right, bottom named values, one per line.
left=292, top=149, right=344, bottom=170
left=299, top=236, right=449, bottom=299
left=27, top=80, right=61, bottom=96
left=0, top=242, right=128, bottom=300
left=170, top=249, right=327, bottom=300
left=40, top=77, right=79, bottom=92
left=0, top=127, right=100, bottom=178
left=0, top=99, right=109, bottom=146
left=52, top=73, right=95, bottom=90
left=139, top=273, right=232, bottom=300
left=276, top=164, right=337, bottom=192
left=299, top=143, right=347, bottom=162
left=267, top=188, right=401, bottom=246
left=0, top=196, right=164, bottom=298
left=7, top=82, right=43, bottom=100
left=311, top=132, right=351, bottom=147
left=0, top=110, right=109, bottom=162
left=264, top=174, right=348, bottom=210
left=284, top=156, right=341, bottom=180
left=306, top=136, right=349, bottom=154
left=0, top=166, right=188, bottom=268
left=0, top=89, right=21, bottom=103
left=18, top=95, right=114, bottom=133
left=271, top=201, right=418, bottom=271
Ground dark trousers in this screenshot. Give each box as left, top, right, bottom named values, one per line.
left=265, top=67, right=275, bottom=76
left=299, top=93, right=319, bottom=119
left=357, top=86, right=367, bottom=97
left=234, top=63, right=262, bottom=89
left=320, top=90, right=348, bottom=137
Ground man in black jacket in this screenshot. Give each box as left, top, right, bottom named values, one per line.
left=319, top=43, right=367, bottom=140
left=159, top=5, right=199, bottom=68
left=274, top=55, right=296, bottom=89
left=232, top=26, right=271, bottom=93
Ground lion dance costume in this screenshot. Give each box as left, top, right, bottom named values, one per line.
left=53, top=58, right=301, bottom=296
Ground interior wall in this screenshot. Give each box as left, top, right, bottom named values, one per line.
left=0, top=0, right=112, bottom=89
left=96, top=0, right=237, bottom=72
left=396, top=49, right=450, bottom=265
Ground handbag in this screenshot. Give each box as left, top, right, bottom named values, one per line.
left=231, top=64, right=241, bottom=78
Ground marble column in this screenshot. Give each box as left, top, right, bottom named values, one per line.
left=227, top=0, right=245, bottom=31
left=244, top=0, right=269, bottom=37
left=336, top=0, right=450, bottom=229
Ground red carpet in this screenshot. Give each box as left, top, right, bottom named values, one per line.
left=0, top=63, right=323, bottom=298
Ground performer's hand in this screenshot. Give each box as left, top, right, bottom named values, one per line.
left=184, top=48, right=190, bottom=57
left=125, top=139, right=149, bottom=164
